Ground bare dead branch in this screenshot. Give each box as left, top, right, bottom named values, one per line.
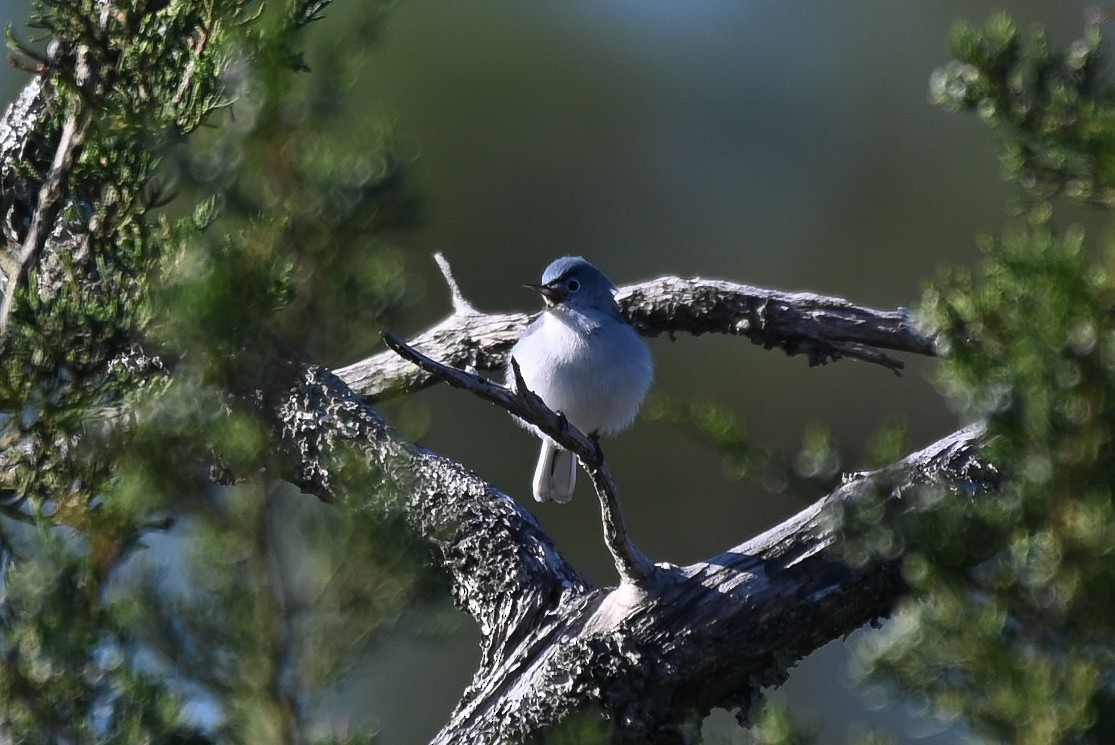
left=263, top=332, right=993, bottom=744
left=435, top=250, right=479, bottom=316
left=382, top=332, right=654, bottom=584
left=617, top=277, right=935, bottom=364
left=428, top=424, right=991, bottom=744
left=261, top=355, right=590, bottom=665
left=336, top=259, right=936, bottom=401
left=0, top=105, right=91, bottom=331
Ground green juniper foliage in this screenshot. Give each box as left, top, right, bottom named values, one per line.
left=646, top=394, right=842, bottom=501
left=0, top=531, right=186, bottom=745
left=0, top=0, right=429, bottom=742
left=930, top=12, right=1115, bottom=206
left=848, top=15, right=1115, bottom=745
left=678, top=14, right=1115, bottom=744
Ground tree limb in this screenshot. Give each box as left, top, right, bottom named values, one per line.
left=336, top=268, right=936, bottom=401
left=0, top=100, right=90, bottom=331
left=260, top=355, right=591, bottom=672
left=429, top=425, right=990, bottom=744
left=382, top=332, right=654, bottom=584
left=263, top=257, right=970, bottom=741
left=266, top=344, right=991, bottom=741
left=618, top=277, right=934, bottom=367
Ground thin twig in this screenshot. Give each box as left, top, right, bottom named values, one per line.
left=0, top=106, right=91, bottom=332
left=383, top=332, right=654, bottom=584
left=506, top=357, right=654, bottom=584
left=434, top=251, right=478, bottom=316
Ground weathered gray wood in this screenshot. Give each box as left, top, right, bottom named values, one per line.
left=430, top=426, right=987, bottom=744
left=269, top=341, right=992, bottom=743
left=1, top=78, right=50, bottom=291
left=335, top=273, right=936, bottom=402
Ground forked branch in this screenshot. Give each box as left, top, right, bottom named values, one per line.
left=382, top=332, right=654, bottom=584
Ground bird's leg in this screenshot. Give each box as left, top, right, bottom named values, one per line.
left=589, top=431, right=605, bottom=461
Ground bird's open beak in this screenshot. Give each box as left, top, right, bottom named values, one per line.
left=524, top=282, right=564, bottom=307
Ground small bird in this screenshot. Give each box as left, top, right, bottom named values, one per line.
left=508, top=256, right=653, bottom=503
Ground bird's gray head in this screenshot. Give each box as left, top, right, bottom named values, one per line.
left=527, top=256, right=619, bottom=313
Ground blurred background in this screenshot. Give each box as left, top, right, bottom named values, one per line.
left=0, top=0, right=1101, bottom=742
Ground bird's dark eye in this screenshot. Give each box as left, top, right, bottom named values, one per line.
left=566, top=279, right=581, bottom=293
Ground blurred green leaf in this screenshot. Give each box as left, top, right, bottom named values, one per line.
left=847, top=18, right=1115, bottom=740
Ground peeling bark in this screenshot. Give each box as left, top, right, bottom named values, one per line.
left=267, top=302, right=988, bottom=743
left=271, top=350, right=991, bottom=742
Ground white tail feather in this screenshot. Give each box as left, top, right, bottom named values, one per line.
left=532, top=440, right=577, bottom=503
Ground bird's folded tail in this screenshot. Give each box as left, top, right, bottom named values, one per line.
left=532, top=440, right=576, bottom=503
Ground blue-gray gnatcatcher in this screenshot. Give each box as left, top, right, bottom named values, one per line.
left=508, top=256, right=654, bottom=503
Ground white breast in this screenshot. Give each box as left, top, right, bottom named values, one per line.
left=509, top=308, right=653, bottom=436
